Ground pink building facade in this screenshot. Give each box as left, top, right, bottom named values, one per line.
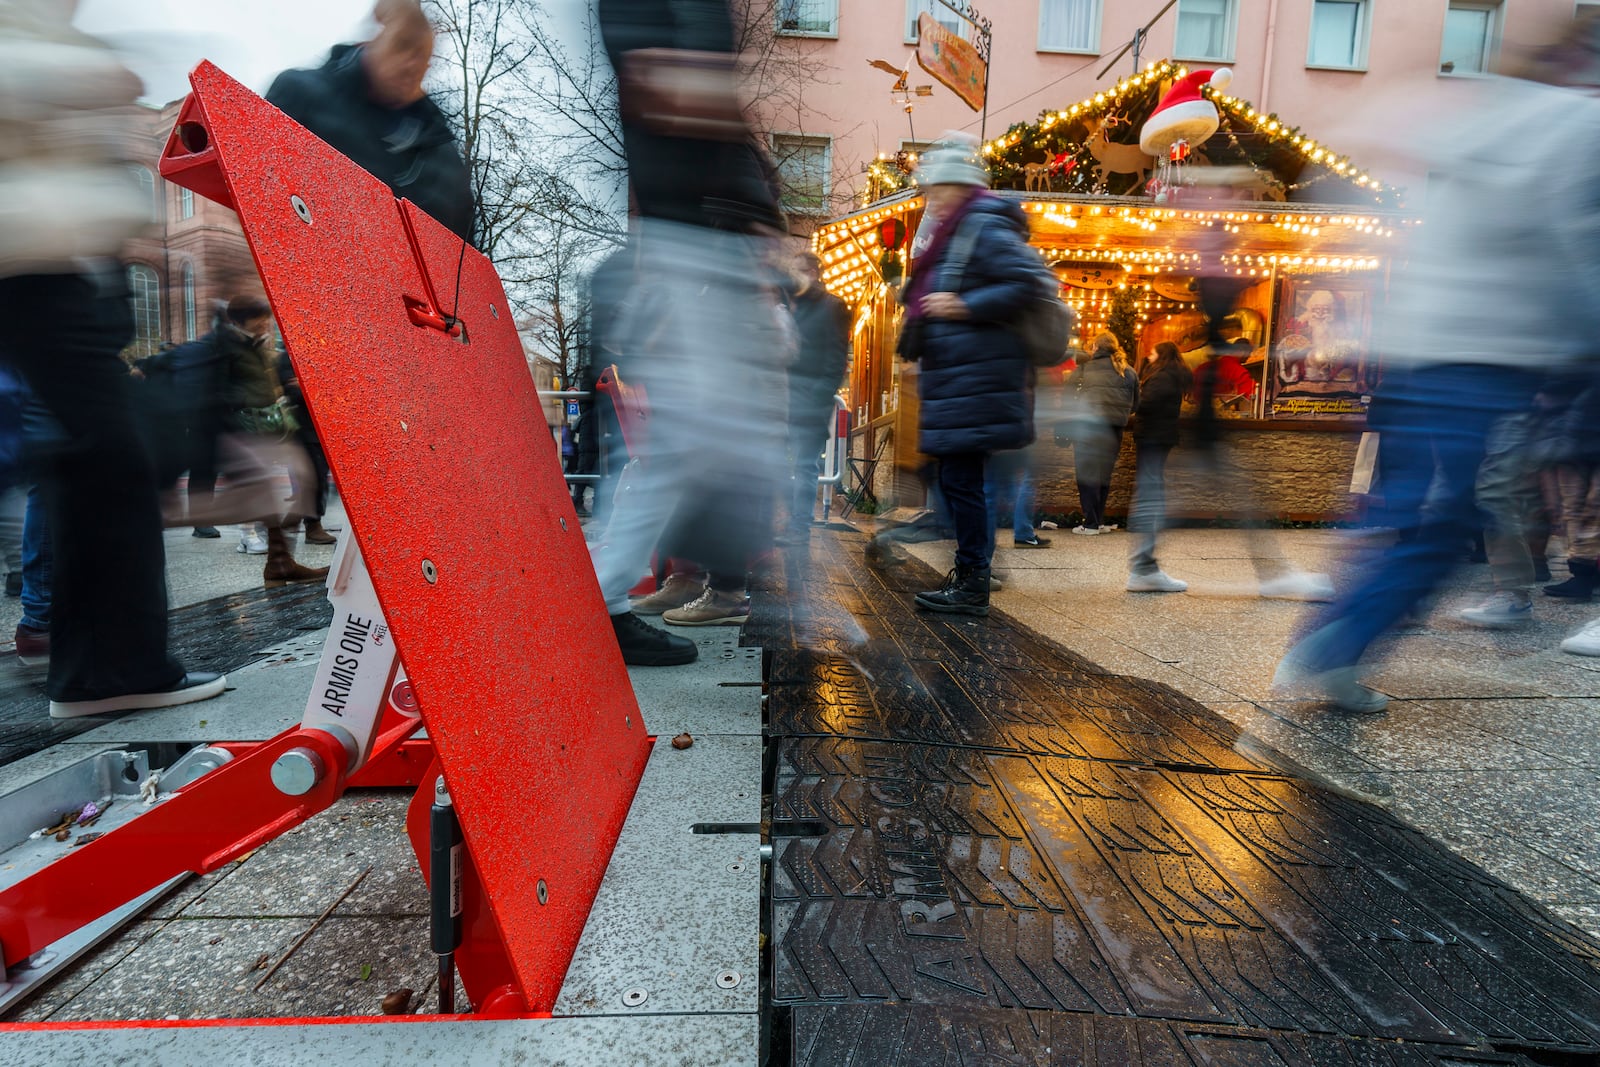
left=762, top=0, right=1593, bottom=223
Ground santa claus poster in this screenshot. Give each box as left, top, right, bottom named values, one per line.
left=1268, top=278, right=1377, bottom=419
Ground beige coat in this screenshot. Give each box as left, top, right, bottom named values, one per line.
left=0, top=0, right=148, bottom=276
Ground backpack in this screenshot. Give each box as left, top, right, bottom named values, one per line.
left=943, top=216, right=1076, bottom=368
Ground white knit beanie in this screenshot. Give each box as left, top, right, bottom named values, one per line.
left=915, top=131, right=990, bottom=188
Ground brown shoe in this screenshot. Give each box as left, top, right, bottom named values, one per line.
left=662, top=588, right=750, bottom=627
left=263, top=525, right=330, bottom=589
left=303, top=519, right=337, bottom=545
left=630, top=573, right=706, bottom=615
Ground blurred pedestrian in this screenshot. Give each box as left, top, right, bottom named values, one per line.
left=276, top=346, right=336, bottom=545
left=183, top=297, right=328, bottom=589
left=783, top=252, right=850, bottom=542
left=132, top=303, right=228, bottom=537
left=1538, top=381, right=1600, bottom=602
left=267, top=0, right=473, bottom=241
left=898, top=132, right=1041, bottom=616
left=1277, top=21, right=1600, bottom=711
left=588, top=0, right=792, bottom=663
left=0, top=0, right=223, bottom=716
left=1126, top=340, right=1192, bottom=591
left=1063, top=331, right=1137, bottom=536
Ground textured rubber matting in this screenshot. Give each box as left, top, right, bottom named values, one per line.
left=757, top=532, right=1600, bottom=1062
left=0, top=583, right=331, bottom=768
left=788, top=1005, right=1559, bottom=1066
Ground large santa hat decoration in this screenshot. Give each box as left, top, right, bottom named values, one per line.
left=1138, top=68, right=1233, bottom=156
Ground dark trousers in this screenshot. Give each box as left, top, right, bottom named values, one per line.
left=1296, top=364, right=1536, bottom=672
left=187, top=413, right=221, bottom=518
left=297, top=430, right=330, bottom=519
left=0, top=271, right=183, bottom=701
left=937, top=452, right=992, bottom=569
left=1075, top=425, right=1124, bottom=528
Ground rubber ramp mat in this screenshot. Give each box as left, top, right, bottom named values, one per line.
left=761, top=532, right=1600, bottom=1062
left=0, top=583, right=331, bottom=768
left=788, top=1005, right=1560, bottom=1066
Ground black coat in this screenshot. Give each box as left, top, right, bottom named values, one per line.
left=788, top=285, right=850, bottom=421
left=267, top=45, right=475, bottom=242
left=908, top=196, right=1038, bottom=457
left=1132, top=361, right=1190, bottom=447
left=597, top=0, right=784, bottom=232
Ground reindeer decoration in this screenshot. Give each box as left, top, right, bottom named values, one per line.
left=1023, top=162, right=1052, bottom=192
left=1081, top=113, right=1155, bottom=193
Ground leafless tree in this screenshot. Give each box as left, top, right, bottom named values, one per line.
left=425, top=0, right=546, bottom=260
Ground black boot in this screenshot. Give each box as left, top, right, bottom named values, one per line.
left=610, top=610, right=698, bottom=665
left=1544, top=558, right=1599, bottom=601
left=914, top=565, right=991, bottom=616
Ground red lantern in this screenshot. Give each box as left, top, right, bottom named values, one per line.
left=878, top=217, right=907, bottom=251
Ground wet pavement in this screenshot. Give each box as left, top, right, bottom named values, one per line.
left=0, top=583, right=330, bottom=768
left=3, top=524, right=1600, bottom=1066
left=753, top=529, right=1600, bottom=1065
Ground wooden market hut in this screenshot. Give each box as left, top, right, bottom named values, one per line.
left=813, top=59, right=1415, bottom=523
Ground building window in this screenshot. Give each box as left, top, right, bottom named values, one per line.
left=1441, top=2, right=1500, bottom=75
left=905, top=0, right=963, bottom=43
left=182, top=263, right=197, bottom=341
left=180, top=186, right=194, bottom=220
left=126, top=264, right=162, bottom=357
left=1174, top=0, right=1236, bottom=61
left=1308, top=0, right=1368, bottom=68
left=129, top=165, right=160, bottom=224
left=1038, top=0, right=1100, bottom=53
left=771, top=133, right=832, bottom=215
left=776, top=0, right=836, bottom=36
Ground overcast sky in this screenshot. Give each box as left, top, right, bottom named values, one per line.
left=77, top=0, right=398, bottom=105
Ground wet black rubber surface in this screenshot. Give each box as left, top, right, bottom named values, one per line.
left=0, top=583, right=331, bottom=768
left=752, top=530, right=1600, bottom=1064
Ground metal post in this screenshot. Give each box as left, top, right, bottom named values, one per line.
left=430, top=778, right=463, bottom=1013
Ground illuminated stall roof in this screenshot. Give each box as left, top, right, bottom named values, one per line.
left=814, top=60, right=1413, bottom=311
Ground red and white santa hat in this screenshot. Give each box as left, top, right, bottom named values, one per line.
left=1138, top=68, right=1233, bottom=156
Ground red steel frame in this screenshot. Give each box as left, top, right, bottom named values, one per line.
left=0, top=63, right=651, bottom=1022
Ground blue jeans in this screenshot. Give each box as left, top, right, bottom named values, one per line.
left=1292, top=364, right=1536, bottom=673
left=986, top=450, right=1036, bottom=542
left=20, top=483, right=50, bottom=631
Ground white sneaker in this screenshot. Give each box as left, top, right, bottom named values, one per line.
left=236, top=525, right=268, bottom=555
left=1458, top=592, right=1532, bottom=629
left=1127, top=570, right=1188, bottom=593
left=1259, top=570, right=1334, bottom=601
left=1272, top=656, right=1388, bottom=714
left=1071, top=525, right=1102, bottom=536
left=1561, top=617, right=1600, bottom=656
left=1099, top=523, right=1120, bottom=532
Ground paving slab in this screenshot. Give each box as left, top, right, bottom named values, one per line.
left=0, top=1009, right=755, bottom=1066
left=554, top=733, right=761, bottom=1018
left=625, top=629, right=762, bottom=737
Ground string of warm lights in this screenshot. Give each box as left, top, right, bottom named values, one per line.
left=977, top=58, right=1402, bottom=206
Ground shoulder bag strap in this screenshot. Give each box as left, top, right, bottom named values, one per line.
left=939, top=216, right=985, bottom=291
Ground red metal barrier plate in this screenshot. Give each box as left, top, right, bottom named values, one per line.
left=160, top=63, right=650, bottom=1012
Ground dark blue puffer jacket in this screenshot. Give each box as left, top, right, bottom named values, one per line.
left=909, top=196, right=1038, bottom=456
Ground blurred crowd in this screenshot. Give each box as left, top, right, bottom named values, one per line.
left=3, top=0, right=1599, bottom=727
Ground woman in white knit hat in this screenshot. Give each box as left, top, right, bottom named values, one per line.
left=899, top=132, right=1044, bottom=616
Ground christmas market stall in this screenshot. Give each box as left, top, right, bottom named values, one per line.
left=813, top=59, right=1416, bottom=522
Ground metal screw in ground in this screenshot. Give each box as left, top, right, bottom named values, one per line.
left=727, top=861, right=746, bottom=874
left=622, top=988, right=648, bottom=1007
left=715, top=970, right=741, bottom=989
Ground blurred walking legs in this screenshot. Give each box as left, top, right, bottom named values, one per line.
left=588, top=221, right=788, bottom=662
left=0, top=271, right=186, bottom=702
left=1279, top=365, right=1536, bottom=708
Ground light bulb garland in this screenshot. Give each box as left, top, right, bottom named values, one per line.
left=976, top=58, right=1402, bottom=207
